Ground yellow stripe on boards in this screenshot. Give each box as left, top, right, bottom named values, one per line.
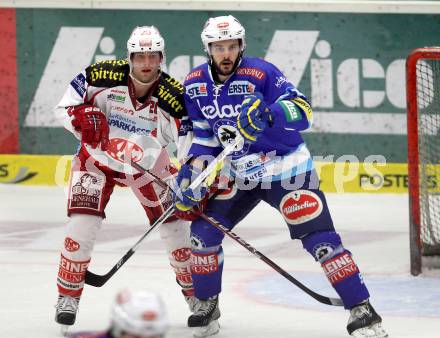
left=1, top=155, right=432, bottom=193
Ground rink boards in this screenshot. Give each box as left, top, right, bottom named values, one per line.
left=1, top=154, right=437, bottom=193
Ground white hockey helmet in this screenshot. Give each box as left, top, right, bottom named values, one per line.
left=110, top=289, right=169, bottom=338
left=201, top=15, right=246, bottom=53
left=127, top=26, right=166, bottom=66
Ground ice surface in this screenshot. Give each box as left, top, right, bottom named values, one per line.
left=0, top=185, right=439, bottom=337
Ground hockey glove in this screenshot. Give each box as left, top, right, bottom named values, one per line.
left=68, top=105, right=110, bottom=150
left=173, top=173, right=228, bottom=221
left=237, top=92, right=272, bottom=143
left=174, top=163, right=208, bottom=213
left=174, top=196, right=209, bottom=221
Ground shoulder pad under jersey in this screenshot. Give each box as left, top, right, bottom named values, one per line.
left=154, top=72, right=187, bottom=118
left=85, top=59, right=129, bottom=88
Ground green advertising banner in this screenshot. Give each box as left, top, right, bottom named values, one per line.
left=16, top=9, right=440, bottom=161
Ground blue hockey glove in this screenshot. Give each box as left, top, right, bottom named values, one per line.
left=237, top=92, right=272, bottom=143
left=174, top=164, right=208, bottom=212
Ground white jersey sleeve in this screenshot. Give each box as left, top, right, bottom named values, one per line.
left=154, top=74, right=193, bottom=162
left=54, top=71, right=89, bottom=140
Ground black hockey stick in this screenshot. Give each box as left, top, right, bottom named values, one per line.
left=133, top=163, right=344, bottom=307
left=85, top=139, right=241, bottom=287
left=85, top=205, right=175, bottom=287
left=197, top=213, right=343, bottom=306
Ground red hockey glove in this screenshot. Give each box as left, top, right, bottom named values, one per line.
left=68, top=105, right=109, bottom=150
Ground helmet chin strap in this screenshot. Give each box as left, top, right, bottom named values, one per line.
left=129, top=70, right=161, bottom=86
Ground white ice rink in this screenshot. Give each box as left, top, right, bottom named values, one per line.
left=1, top=185, right=439, bottom=337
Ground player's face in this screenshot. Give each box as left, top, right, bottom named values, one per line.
left=209, top=39, right=241, bottom=76
left=130, top=52, right=162, bottom=83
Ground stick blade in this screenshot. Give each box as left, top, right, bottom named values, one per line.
left=84, top=270, right=108, bottom=287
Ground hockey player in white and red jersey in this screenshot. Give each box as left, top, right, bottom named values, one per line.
left=53, top=26, right=197, bottom=330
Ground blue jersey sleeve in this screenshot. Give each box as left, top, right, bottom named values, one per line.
left=183, top=93, right=223, bottom=158
left=261, top=62, right=313, bottom=136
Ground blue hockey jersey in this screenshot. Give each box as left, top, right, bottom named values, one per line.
left=184, top=57, right=314, bottom=181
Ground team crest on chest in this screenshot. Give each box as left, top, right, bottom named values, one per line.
left=213, top=119, right=249, bottom=157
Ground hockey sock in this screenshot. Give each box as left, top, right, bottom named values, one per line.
left=301, top=230, right=370, bottom=309
left=159, top=219, right=193, bottom=295
left=57, top=214, right=102, bottom=297
left=190, top=244, right=224, bottom=300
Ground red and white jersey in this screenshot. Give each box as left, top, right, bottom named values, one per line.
left=55, top=59, right=193, bottom=173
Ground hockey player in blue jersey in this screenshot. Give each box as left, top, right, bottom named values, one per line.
left=173, top=15, right=388, bottom=338
left=69, top=289, right=169, bottom=338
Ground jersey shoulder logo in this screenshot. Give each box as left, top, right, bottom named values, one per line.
left=155, top=72, right=186, bottom=118
left=70, top=73, right=86, bottom=97
left=185, top=69, right=204, bottom=82
left=186, top=82, right=208, bottom=98
left=85, top=59, right=129, bottom=88
left=236, top=67, right=266, bottom=80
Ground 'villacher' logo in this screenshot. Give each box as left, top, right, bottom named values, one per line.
left=280, top=190, right=323, bottom=225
